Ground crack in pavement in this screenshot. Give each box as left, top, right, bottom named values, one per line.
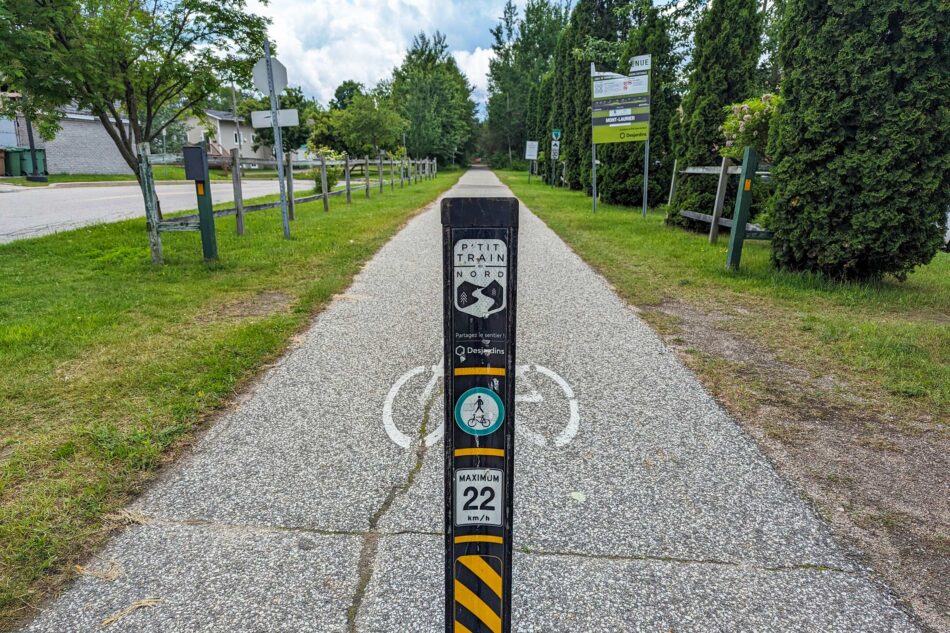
left=346, top=385, right=442, bottom=632
left=112, top=515, right=442, bottom=539
left=516, top=546, right=853, bottom=574
left=112, top=515, right=851, bottom=576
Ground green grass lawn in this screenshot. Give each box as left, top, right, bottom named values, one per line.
left=497, top=170, right=950, bottom=628
left=0, top=169, right=461, bottom=627
left=498, top=170, right=949, bottom=418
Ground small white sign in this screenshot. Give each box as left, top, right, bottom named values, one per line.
left=456, top=468, right=503, bottom=526
left=550, top=140, right=560, bottom=160
left=252, top=57, right=288, bottom=94
left=251, top=109, right=300, bottom=129
left=524, top=141, right=539, bottom=161
left=629, top=54, right=652, bottom=73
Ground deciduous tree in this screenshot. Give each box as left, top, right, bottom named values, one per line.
left=0, top=0, right=268, bottom=181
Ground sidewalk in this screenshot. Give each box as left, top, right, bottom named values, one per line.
left=20, top=168, right=917, bottom=632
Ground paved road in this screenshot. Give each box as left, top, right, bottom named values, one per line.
left=0, top=180, right=282, bottom=243
left=21, top=169, right=917, bottom=632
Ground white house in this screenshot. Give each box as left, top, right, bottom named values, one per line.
left=185, top=110, right=267, bottom=160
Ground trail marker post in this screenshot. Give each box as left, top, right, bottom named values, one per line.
left=183, top=145, right=218, bottom=261
left=726, top=146, right=760, bottom=271
left=442, top=197, right=519, bottom=633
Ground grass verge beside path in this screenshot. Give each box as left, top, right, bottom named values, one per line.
left=0, top=168, right=461, bottom=628
left=498, top=170, right=949, bottom=630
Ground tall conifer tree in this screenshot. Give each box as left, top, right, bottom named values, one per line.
left=669, top=0, right=761, bottom=218
left=600, top=0, right=679, bottom=207
left=770, top=0, right=948, bottom=279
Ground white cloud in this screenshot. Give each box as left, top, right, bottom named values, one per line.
left=453, top=47, right=495, bottom=106
left=247, top=0, right=510, bottom=111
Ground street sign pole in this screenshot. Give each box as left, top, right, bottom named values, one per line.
left=442, top=197, right=519, bottom=633
left=640, top=58, right=653, bottom=219
left=590, top=63, right=598, bottom=213
left=263, top=39, right=290, bottom=240
left=592, top=141, right=598, bottom=213
left=642, top=133, right=650, bottom=218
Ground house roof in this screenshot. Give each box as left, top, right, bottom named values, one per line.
left=205, top=109, right=244, bottom=123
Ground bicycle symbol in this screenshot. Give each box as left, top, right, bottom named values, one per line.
left=382, top=360, right=580, bottom=449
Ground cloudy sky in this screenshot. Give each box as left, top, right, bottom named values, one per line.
left=247, top=0, right=523, bottom=115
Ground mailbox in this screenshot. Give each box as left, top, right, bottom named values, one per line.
left=183, top=145, right=209, bottom=181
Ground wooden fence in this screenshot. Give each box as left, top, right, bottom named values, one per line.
left=157, top=151, right=437, bottom=233
left=139, top=143, right=437, bottom=263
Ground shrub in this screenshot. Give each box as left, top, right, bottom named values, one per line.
left=311, top=147, right=345, bottom=190
left=770, top=0, right=949, bottom=280
left=719, top=95, right=782, bottom=163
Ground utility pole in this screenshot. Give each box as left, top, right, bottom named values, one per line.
left=231, top=85, right=244, bottom=178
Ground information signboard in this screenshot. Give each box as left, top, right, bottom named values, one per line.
left=524, top=141, right=539, bottom=161
left=591, top=55, right=651, bottom=144
left=442, top=197, right=519, bottom=633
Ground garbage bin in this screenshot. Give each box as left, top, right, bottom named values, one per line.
left=5, top=148, right=23, bottom=177
left=20, top=148, right=46, bottom=176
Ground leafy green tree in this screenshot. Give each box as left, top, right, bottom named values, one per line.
left=769, top=0, right=949, bottom=279
left=547, top=0, right=628, bottom=192
left=600, top=0, right=680, bottom=207
left=669, top=0, right=761, bottom=218
left=391, top=32, right=478, bottom=164
left=330, top=92, right=407, bottom=156
left=756, top=0, right=785, bottom=93
left=0, top=0, right=268, bottom=181
left=483, top=0, right=568, bottom=168
left=330, top=80, right=364, bottom=110
left=238, top=86, right=315, bottom=153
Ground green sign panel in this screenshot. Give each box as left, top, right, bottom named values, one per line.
left=591, top=58, right=651, bottom=145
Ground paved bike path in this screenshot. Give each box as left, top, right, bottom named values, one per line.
left=22, top=169, right=916, bottom=632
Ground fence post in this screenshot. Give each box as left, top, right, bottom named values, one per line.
left=230, top=148, right=245, bottom=236
left=320, top=154, right=330, bottom=213
left=344, top=153, right=352, bottom=205
left=726, top=147, right=760, bottom=270
left=390, top=156, right=395, bottom=191
left=285, top=152, right=295, bottom=221
left=378, top=152, right=384, bottom=193
left=400, top=158, right=405, bottom=188
left=364, top=156, right=371, bottom=198
left=667, top=158, right=679, bottom=206
left=137, top=143, right=163, bottom=264
left=709, top=156, right=733, bottom=244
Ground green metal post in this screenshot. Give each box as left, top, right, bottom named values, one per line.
left=725, top=146, right=759, bottom=271
left=195, top=165, right=218, bottom=261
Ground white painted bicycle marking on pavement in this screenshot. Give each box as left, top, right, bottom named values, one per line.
left=382, top=360, right=579, bottom=449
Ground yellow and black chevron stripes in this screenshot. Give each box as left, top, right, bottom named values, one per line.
left=454, top=555, right=503, bottom=633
